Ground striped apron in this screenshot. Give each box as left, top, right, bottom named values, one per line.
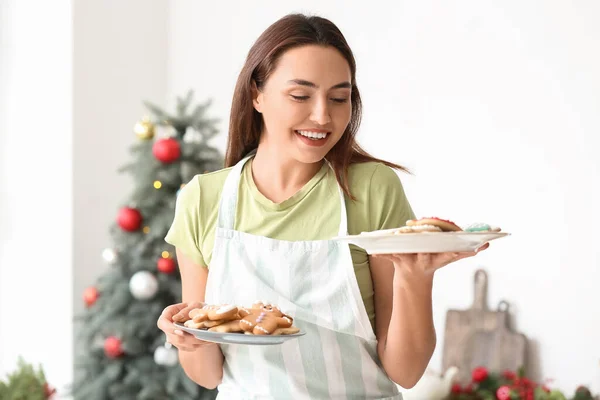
left=205, top=154, right=402, bottom=399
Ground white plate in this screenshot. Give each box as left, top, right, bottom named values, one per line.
left=174, top=322, right=306, bottom=345
left=333, top=231, right=510, bottom=254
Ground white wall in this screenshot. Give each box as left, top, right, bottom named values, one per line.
left=0, top=0, right=167, bottom=396
left=167, top=0, right=600, bottom=394
left=0, top=0, right=73, bottom=393
left=72, top=0, right=168, bottom=317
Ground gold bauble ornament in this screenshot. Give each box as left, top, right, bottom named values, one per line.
left=134, top=116, right=155, bottom=140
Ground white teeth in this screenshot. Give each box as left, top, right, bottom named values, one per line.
left=296, top=130, right=328, bottom=139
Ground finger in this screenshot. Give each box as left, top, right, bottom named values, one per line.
left=432, top=252, right=458, bottom=267
left=456, top=243, right=489, bottom=257
left=161, top=303, right=190, bottom=320
left=476, top=242, right=490, bottom=252
left=389, top=253, right=417, bottom=265
left=172, top=302, right=204, bottom=322
left=416, top=253, right=433, bottom=264
left=157, top=314, right=174, bottom=332
left=454, top=251, right=478, bottom=260
left=167, top=333, right=209, bottom=351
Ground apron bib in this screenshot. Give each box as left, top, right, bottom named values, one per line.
left=205, top=154, right=402, bottom=399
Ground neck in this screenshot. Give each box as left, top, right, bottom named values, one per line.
left=251, top=145, right=323, bottom=203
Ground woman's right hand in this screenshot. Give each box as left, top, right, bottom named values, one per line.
left=157, top=302, right=217, bottom=352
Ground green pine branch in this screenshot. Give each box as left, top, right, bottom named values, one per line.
left=142, top=90, right=220, bottom=139
left=0, top=357, right=51, bottom=400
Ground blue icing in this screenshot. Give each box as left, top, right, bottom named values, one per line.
left=465, top=223, right=491, bottom=232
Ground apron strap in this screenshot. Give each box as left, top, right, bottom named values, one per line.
left=328, top=161, right=348, bottom=237
left=217, top=152, right=348, bottom=237
left=216, top=152, right=253, bottom=230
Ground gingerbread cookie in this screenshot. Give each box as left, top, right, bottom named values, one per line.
left=240, top=303, right=294, bottom=336
left=189, top=304, right=239, bottom=323
left=272, top=326, right=300, bottom=335
left=208, top=319, right=244, bottom=333
left=406, top=217, right=462, bottom=232
left=182, top=304, right=241, bottom=330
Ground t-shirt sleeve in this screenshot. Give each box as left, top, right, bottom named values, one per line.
left=368, top=164, right=416, bottom=231
left=164, top=177, right=207, bottom=267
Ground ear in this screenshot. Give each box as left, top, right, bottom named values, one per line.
left=251, top=80, right=263, bottom=113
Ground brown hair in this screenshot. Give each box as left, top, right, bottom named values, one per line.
left=225, top=13, right=410, bottom=199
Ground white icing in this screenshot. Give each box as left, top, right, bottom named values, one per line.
left=283, top=316, right=292, bottom=324
left=255, top=326, right=270, bottom=334
left=215, top=304, right=236, bottom=315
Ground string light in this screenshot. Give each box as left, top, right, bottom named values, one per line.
left=153, top=180, right=162, bottom=189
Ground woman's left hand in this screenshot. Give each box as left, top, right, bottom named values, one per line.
left=372, top=242, right=489, bottom=277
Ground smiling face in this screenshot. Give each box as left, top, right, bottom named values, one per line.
left=252, top=45, right=353, bottom=164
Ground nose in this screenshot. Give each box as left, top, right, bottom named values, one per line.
left=309, top=97, right=332, bottom=126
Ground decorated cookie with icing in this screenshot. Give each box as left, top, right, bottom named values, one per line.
left=394, top=224, right=443, bottom=234
left=240, top=303, right=294, bottom=335
left=406, top=217, right=462, bottom=232
left=464, top=222, right=501, bottom=232
left=182, top=304, right=241, bottom=329
left=178, top=301, right=298, bottom=335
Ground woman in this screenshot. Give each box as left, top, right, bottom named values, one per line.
left=157, top=13, right=487, bottom=399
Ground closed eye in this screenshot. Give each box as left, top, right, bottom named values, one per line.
left=290, top=95, right=309, bottom=101
left=291, top=95, right=349, bottom=104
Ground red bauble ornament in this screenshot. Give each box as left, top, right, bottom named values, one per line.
left=496, top=385, right=511, bottom=400
left=104, top=336, right=124, bottom=358
left=472, top=366, right=488, bottom=382
left=43, top=382, right=57, bottom=399
left=117, top=207, right=142, bottom=231
left=83, top=286, right=99, bottom=306
left=152, top=138, right=181, bottom=163
left=157, top=257, right=176, bottom=274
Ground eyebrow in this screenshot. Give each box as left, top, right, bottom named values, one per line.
left=287, top=79, right=352, bottom=90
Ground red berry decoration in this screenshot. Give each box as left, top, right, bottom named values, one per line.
left=497, top=385, right=511, bottom=400
left=117, top=207, right=142, bottom=231
left=157, top=257, right=176, bottom=274
left=451, top=383, right=462, bottom=394
left=472, top=366, right=488, bottom=382
left=83, top=286, right=99, bottom=306
left=104, top=336, right=124, bottom=358
left=152, top=138, right=180, bottom=163
left=502, top=369, right=517, bottom=381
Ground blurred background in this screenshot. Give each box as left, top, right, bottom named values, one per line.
left=0, top=0, right=598, bottom=398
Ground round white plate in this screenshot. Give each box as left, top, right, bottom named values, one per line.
left=174, top=322, right=306, bottom=345
left=333, top=231, right=510, bottom=254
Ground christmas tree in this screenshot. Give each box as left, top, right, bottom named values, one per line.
left=70, top=91, right=222, bottom=399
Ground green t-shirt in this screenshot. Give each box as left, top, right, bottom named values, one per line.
left=165, top=158, right=415, bottom=329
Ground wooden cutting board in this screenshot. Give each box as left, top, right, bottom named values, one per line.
left=467, top=301, right=527, bottom=375
left=441, top=269, right=526, bottom=384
